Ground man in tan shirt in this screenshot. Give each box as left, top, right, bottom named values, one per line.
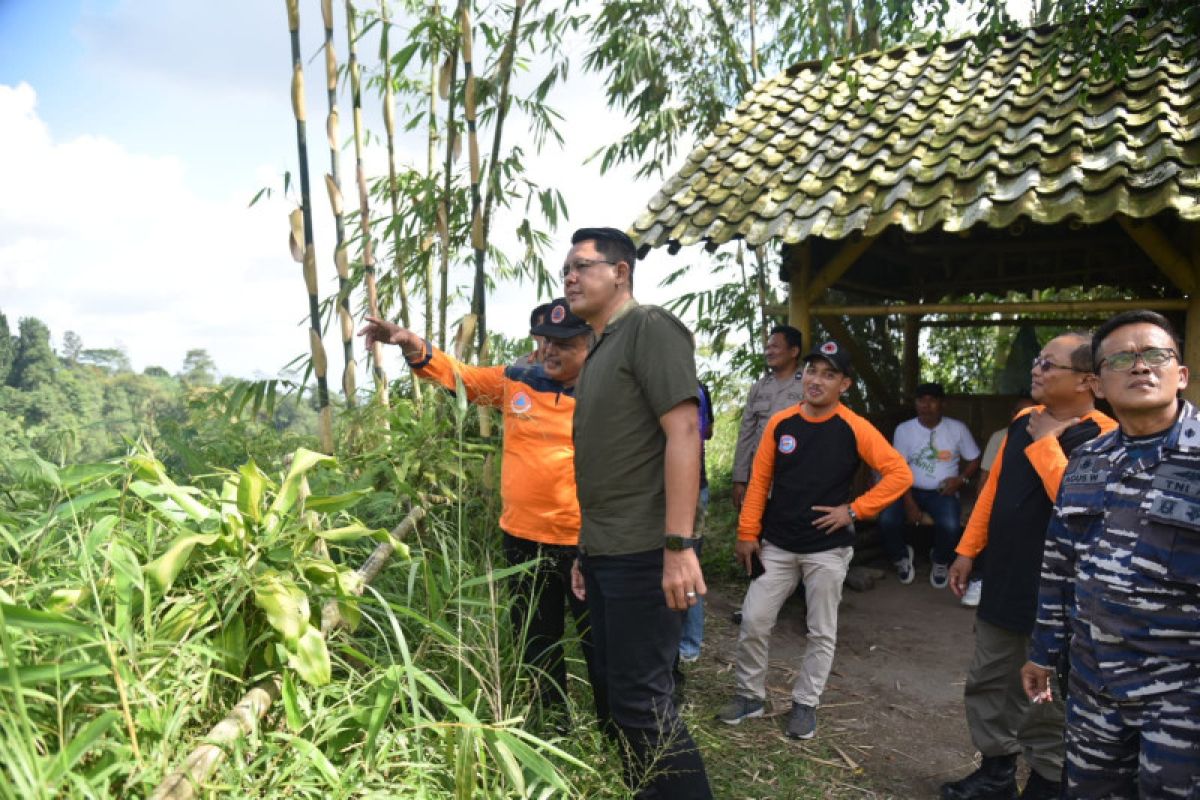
left=732, top=325, right=804, bottom=508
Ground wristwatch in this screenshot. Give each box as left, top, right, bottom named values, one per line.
left=847, top=506, right=858, bottom=522
left=664, top=534, right=702, bottom=551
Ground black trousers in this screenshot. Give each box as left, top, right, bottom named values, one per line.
left=502, top=533, right=599, bottom=716
left=582, top=549, right=712, bottom=800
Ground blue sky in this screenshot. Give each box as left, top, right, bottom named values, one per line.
left=0, top=0, right=662, bottom=379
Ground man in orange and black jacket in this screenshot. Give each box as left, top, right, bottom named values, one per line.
left=361, top=298, right=596, bottom=719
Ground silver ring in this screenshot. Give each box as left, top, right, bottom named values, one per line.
left=685, top=591, right=697, bottom=598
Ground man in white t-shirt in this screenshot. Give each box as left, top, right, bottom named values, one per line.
left=879, top=383, right=981, bottom=589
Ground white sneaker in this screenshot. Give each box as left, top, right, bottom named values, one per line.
left=961, top=579, right=982, bottom=607
left=894, top=544, right=915, bottom=585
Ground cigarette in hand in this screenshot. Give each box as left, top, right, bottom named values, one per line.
left=1032, top=686, right=1054, bottom=704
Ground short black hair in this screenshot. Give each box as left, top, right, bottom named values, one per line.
left=1091, top=310, right=1181, bottom=366
left=769, top=325, right=803, bottom=351
left=1059, top=331, right=1094, bottom=373
left=570, top=227, right=637, bottom=272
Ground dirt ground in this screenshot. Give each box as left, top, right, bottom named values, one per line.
left=701, top=560, right=984, bottom=799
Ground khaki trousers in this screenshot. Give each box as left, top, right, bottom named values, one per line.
left=964, top=617, right=1065, bottom=780
left=734, top=541, right=852, bottom=707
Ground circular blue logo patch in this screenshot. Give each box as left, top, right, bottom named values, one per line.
left=550, top=304, right=566, bottom=323
left=511, top=391, right=532, bottom=414
left=779, top=434, right=797, bottom=454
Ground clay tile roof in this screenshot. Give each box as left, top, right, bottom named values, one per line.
left=631, top=15, right=1200, bottom=252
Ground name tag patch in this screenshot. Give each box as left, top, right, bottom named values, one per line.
left=1148, top=494, right=1200, bottom=529
left=1152, top=464, right=1200, bottom=498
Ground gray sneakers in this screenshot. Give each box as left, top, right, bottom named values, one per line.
left=786, top=703, right=817, bottom=739
left=929, top=547, right=949, bottom=589
left=895, top=544, right=915, bottom=585
left=716, top=695, right=764, bottom=725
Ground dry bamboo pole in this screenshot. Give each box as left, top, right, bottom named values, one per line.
left=346, top=1, right=389, bottom=407
left=323, top=0, right=357, bottom=408
left=478, top=0, right=525, bottom=267
left=423, top=1, right=440, bottom=344
left=436, top=1, right=463, bottom=351
left=459, top=2, right=485, bottom=360
left=380, top=1, right=422, bottom=405
left=150, top=504, right=428, bottom=800
left=286, top=0, right=335, bottom=454
left=457, top=2, right=494, bottom=452
left=380, top=1, right=414, bottom=333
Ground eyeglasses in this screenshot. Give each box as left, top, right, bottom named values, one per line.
left=1031, top=355, right=1087, bottom=373
left=1096, top=347, right=1178, bottom=372
left=560, top=258, right=615, bottom=280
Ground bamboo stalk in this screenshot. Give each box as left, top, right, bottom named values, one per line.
left=459, top=2, right=484, bottom=360
left=323, top=0, right=357, bottom=408
left=380, top=1, right=413, bottom=333
left=437, top=2, right=464, bottom=351
left=424, top=0, right=440, bottom=345
left=346, top=1, right=389, bottom=407
left=286, top=0, right=335, bottom=454
left=381, top=0, right=422, bottom=405
left=149, top=679, right=282, bottom=800
left=150, top=504, right=427, bottom=799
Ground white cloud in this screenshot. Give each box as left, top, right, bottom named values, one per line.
left=0, top=82, right=310, bottom=377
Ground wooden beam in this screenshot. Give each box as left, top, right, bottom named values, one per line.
left=1185, top=222, right=1200, bottom=405
left=805, top=234, right=878, bottom=303
left=817, top=314, right=896, bottom=408
left=902, top=315, right=920, bottom=399
left=811, top=298, right=1189, bottom=317
left=788, top=242, right=813, bottom=346
left=921, top=317, right=1109, bottom=328
left=1117, top=215, right=1197, bottom=294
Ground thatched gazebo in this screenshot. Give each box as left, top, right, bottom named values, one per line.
left=631, top=12, right=1200, bottom=407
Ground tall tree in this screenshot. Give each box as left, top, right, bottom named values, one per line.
left=62, top=330, right=84, bottom=364
left=9, top=317, right=57, bottom=390
left=0, top=312, right=14, bottom=385
left=180, top=348, right=217, bottom=387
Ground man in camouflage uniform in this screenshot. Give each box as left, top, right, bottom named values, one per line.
left=1023, top=309, right=1200, bottom=798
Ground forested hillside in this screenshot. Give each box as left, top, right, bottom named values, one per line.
left=0, top=310, right=318, bottom=471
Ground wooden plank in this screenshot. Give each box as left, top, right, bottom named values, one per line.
left=812, top=298, right=1189, bottom=316
left=817, top=314, right=896, bottom=408
left=805, top=234, right=878, bottom=303
left=1117, top=215, right=1196, bottom=294
left=788, top=241, right=813, bottom=346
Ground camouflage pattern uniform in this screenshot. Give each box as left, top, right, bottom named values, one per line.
left=732, top=372, right=805, bottom=484
left=1030, top=400, right=1200, bottom=799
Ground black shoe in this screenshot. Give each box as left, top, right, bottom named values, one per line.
left=1019, top=771, right=1061, bottom=800
left=940, top=755, right=1018, bottom=800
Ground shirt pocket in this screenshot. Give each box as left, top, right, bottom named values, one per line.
left=1139, top=484, right=1200, bottom=584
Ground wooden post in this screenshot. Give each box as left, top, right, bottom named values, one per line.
left=1186, top=223, right=1200, bottom=406
left=903, top=314, right=921, bottom=400
left=788, top=242, right=812, bottom=346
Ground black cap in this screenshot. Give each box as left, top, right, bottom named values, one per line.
left=915, top=382, right=945, bottom=398
left=529, top=302, right=553, bottom=332
left=531, top=298, right=591, bottom=339
left=804, top=340, right=854, bottom=376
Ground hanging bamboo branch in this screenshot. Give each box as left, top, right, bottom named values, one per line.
left=459, top=2, right=485, bottom=360
left=286, top=0, right=335, bottom=454
left=346, top=1, right=389, bottom=406
left=323, top=0, right=357, bottom=408
left=380, top=1, right=413, bottom=332
left=437, top=0, right=464, bottom=351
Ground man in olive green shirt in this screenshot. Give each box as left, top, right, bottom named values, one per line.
left=567, top=227, right=712, bottom=799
